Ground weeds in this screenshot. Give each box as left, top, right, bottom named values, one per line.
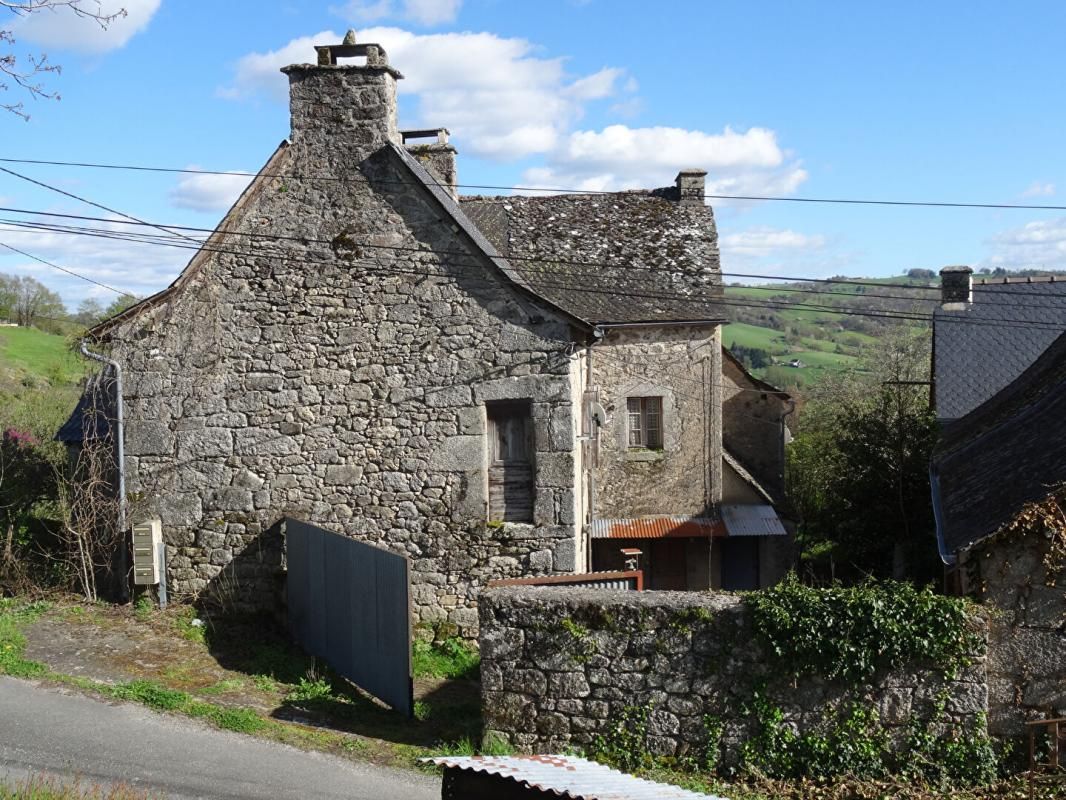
left=173, top=607, right=205, bottom=644
left=286, top=676, right=333, bottom=703
left=0, top=776, right=156, bottom=800
left=132, top=596, right=153, bottom=621
left=411, top=637, right=479, bottom=680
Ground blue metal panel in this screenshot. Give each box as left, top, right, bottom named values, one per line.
left=285, top=518, right=412, bottom=717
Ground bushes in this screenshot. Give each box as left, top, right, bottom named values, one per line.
left=746, top=576, right=984, bottom=683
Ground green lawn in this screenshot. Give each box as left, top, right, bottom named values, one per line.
left=0, top=326, right=87, bottom=389
left=723, top=322, right=788, bottom=352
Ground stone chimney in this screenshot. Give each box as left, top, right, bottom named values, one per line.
left=676, top=168, right=707, bottom=206
left=940, top=265, right=973, bottom=307
left=280, top=30, right=404, bottom=157
left=402, top=128, right=458, bottom=200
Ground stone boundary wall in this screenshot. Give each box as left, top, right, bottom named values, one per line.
left=479, top=587, right=989, bottom=762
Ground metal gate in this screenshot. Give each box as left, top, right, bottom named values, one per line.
left=284, top=518, right=413, bottom=717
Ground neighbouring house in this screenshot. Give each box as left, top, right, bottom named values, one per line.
left=930, top=329, right=1066, bottom=733
left=63, top=32, right=792, bottom=632
left=933, top=265, right=1066, bottom=422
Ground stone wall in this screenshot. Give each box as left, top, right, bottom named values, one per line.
left=104, top=61, right=582, bottom=633
left=721, top=350, right=790, bottom=503
left=479, top=587, right=989, bottom=762
left=968, top=530, right=1066, bottom=735
left=590, top=326, right=722, bottom=517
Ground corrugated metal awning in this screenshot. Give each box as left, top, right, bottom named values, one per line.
left=424, top=755, right=727, bottom=799
left=721, top=504, right=787, bottom=537
left=589, top=516, right=725, bottom=540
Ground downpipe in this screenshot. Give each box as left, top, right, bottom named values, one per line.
left=79, top=341, right=129, bottom=602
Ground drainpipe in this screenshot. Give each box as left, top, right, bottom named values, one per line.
left=585, top=328, right=605, bottom=572
left=80, top=341, right=129, bottom=602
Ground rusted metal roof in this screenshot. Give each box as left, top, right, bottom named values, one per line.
left=488, top=570, right=643, bottom=591
left=720, top=504, right=788, bottom=537
left=588, top=516, right=725, bottom=540
left=425, top=755, right=727, bottom=800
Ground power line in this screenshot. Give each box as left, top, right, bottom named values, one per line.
left=0, top=171, right=1062, bottom=334
left=3, top=155, right=1066, bottom=212
left=0, top=241, right=137, bottom=299
left=2, top=203, right=1065, bottom=309
left=4, top=214, right=1066, bottom=334
left=3, top=215, right=1064, bottom=333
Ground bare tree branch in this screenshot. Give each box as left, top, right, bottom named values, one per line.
left=1, top=0, right=127, bottom=119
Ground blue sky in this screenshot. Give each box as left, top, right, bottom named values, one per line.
left=1, top=0, right=1064, bottom=309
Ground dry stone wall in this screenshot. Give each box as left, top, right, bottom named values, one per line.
left=970, top=530, right=1066, bottom=735
left=479, top=587, right=989, bottom=763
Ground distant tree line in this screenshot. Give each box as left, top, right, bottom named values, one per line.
left=0, top=272, right=139, bottom=333
left=729, top=342, right=771, bottom=370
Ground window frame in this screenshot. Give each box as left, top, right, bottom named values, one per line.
left=627, top=396, right=664, bottom=450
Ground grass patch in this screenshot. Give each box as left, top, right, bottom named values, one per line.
left=0, top=776, right=155, bottom=800
left=0, top=326, right=87, bottom=388
left=0, top=599, right=51, bottom=678
left=112, top=680, right=189, bottom=711
left=198, top=678, right=245, bottom=695
left=412, top=638, right=479, bottom=680
left=173, top=607, right=205, bottom=644
left=285, top=676, right=333, bottom=703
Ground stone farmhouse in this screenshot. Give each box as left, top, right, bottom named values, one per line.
left=70, top=32, right=792, bottom=632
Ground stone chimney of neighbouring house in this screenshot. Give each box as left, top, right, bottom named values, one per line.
left=676, top=168, right=707, bottom=206
left=281, top=30, right=404, bottom=157
left=402, top=128, right=458, bottom=200
left=940, top=265, right=973, bottom=307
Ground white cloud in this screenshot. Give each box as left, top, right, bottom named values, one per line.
left=219, top=27, right=629, bottom=160
left=0, top=214, right=192, bottom=308
left=722, top=227, right=827, bottom=258
left=1021, top=181, right=1055, bottom=198
left=168, top=169, right=254, bottom=213
left=521, top=124, right=808, bottom=197
left=565, top=67, right=624, bottom=100
left=332, top=0, right=462, bottom=26
left=13, top=0, right=161, bottom=55
left=983, top=217, right=1066, bottom=269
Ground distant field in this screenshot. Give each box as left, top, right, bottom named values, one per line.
left=0, top=326, right=87, bottom=390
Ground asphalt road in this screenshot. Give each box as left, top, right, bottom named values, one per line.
left=0, top=677, right=439, bottom=799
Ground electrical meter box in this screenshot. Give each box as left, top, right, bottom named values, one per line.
left=132, top=519, right=162, bottom=585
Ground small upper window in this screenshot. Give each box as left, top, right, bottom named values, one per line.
left=627, top=396, right=663, bottom=450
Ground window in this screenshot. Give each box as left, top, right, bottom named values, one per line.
left=486, top=400, right=534, bottom=522
left=627, top=396, right=663, bottom=450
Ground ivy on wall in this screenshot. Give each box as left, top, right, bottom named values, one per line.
left=745, top=575, right=984, bottom=683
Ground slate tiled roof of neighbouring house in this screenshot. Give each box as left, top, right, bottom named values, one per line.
left=460, top=191, right=725, bottom=325
left=55, top=371, right=115, bottom=444
left=931, top=329, right=1066, bottom=557
left=933, top=277, right=1066, bottom=420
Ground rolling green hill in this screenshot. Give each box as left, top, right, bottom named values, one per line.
left=722, top=274, right=937, bottom=389
left=0, top=326, right=88, bottom=391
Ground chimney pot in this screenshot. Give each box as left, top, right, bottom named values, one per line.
left=676, top=168, right=707, bottom=206
left=402, top=128, right=458, bottom=200
left=940, top=265, right=973, bottom=306
left=283, top=32, right=404, bottom=153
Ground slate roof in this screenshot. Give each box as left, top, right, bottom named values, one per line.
left=933, top=278, right=1066, bottom=420
left=55, top=371, right=115, bottom=444
left=931, top=329, right=1066, bottom=556
left=460, top=191, right=725, bottom=325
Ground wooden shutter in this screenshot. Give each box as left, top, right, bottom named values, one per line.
left=487, top=401, right=534, bottom=522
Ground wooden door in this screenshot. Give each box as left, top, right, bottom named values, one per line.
left=487, top=401, right=534, bottom=522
